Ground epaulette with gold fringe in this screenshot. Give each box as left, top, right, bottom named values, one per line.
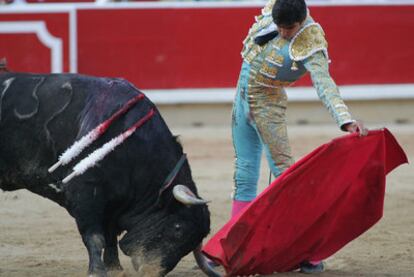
left=289, top=23, right=328, bottom=62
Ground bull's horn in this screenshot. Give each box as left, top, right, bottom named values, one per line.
left=173, top=185, right=209, bottom=206
left=193, top=245, right=222, bottom=277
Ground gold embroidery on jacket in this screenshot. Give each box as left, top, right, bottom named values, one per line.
left=259, top=63, right=278, bottom=78
left=242, top=0, right=278, bottom=62
left=252, top=74, right=292, bottom=88
left=243, top=44, right=261, bottom=64
left=273, top=37, right=288, bottom=50
left=266, top=50, right=284, bottom=67
left=290, top=24, right=327, bottom=61
left=262, top=0, right=277, bottom=15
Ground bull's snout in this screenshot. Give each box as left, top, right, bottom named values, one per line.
left=131, top=253, right=165, bottom=277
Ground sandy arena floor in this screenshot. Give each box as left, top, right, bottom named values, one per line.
left=0, top=123, right=413, bottom=277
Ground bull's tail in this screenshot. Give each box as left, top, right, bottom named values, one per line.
left=0, top=58, right=9, bottom=73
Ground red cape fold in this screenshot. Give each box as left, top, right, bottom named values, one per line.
left=202, top=128, right=408, bottom=276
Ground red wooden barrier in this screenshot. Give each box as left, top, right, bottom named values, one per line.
left=1, top=3, right=413, bottom=90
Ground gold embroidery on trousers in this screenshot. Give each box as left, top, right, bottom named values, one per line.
left=247, top=87, right=294, bottom=173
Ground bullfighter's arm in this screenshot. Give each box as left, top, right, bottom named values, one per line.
left=303, top=51, right=354, bottom=130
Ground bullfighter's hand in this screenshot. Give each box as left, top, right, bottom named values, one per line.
left=344, top=120, right=368, bottom=137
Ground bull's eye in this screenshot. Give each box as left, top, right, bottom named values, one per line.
left=173, top=223, right=183, bottom=239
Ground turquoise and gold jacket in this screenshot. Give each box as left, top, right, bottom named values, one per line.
left=241, top=0, right=353, bottom=129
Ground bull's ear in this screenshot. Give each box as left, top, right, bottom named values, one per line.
left=173, top=185, right=209, bottom=206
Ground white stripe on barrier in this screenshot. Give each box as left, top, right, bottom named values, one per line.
left=69, top=8, right=77, bottom=73
left=144, top=84, right=414, bottom=104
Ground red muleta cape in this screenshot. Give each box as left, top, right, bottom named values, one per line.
left=202, top=128, right=408, bottom=276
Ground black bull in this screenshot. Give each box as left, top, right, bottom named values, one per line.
left=0, top=73, right=221, bottom=277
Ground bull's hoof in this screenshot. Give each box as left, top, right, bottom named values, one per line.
left=108, top=269, right=127, bottom=277
left=88, top=270, right=108, bottom=277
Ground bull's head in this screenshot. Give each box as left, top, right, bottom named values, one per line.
left=119, top=185, right=221, bottom=277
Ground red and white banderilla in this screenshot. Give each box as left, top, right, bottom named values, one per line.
left=48, top=94, right=145, bottom=173
left=62, top=108, right=155, bottom=184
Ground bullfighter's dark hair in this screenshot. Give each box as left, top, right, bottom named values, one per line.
left=272, top=0, right=307, bottom=26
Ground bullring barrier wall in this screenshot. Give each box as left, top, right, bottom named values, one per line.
left=1, top=1, right=413, bottom=103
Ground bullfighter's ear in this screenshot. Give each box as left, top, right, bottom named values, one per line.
left=173, top=185, right=210, bottom=206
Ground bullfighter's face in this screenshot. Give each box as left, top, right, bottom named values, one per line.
left=119, top=203, right=210, bottom=276
left=277, top=21, right=303, bottom=40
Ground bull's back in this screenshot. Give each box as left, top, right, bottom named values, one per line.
left=1, top=73, right=88, bottom=155
left=0, top=73, right=137, bottom=194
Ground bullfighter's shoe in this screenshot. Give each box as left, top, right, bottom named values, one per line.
left=300, top=261, right=325, bottom=274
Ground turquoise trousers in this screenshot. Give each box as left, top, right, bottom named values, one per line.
left=231, top=62, right=294, bottom=201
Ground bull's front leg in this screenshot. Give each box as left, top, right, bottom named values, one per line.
left=103, top=229, right=123, bottom=272
left=82, top=230, right=107, bottom=277
left=66, top=179, right=109, bottom=276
